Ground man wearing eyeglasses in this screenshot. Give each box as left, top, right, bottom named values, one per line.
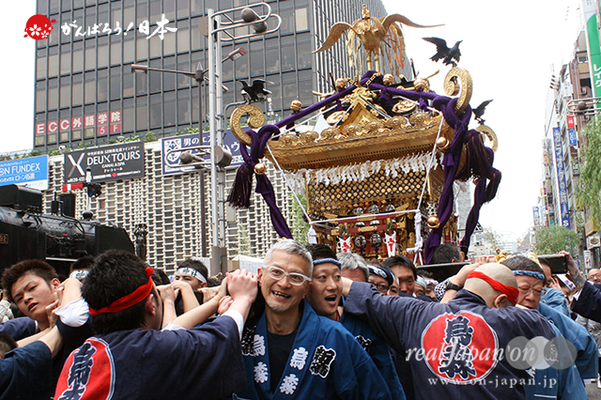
left=367, top=264, right=393, bottom=295
left=235, top=240, right=392, bottom=400
left=341, top=263, right=558, bottom=399
left=501, top=255, right=591, bottom=399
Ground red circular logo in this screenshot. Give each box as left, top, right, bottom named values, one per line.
left=421, top=311, right=498, bottom=384
left=55, top=338, right=115, bottom=399
left=24, top=15, right=56, bottom=40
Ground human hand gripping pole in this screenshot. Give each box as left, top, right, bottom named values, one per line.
left=224, top=269, right=258, bottom=322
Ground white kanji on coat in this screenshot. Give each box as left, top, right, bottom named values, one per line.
left=279, top=374, right=299, bottom=395
left=254, top=334, right=266, bottom=356
left=289, top=347, right=309, bottom=370
left=254, top=362, right=269, bottom=383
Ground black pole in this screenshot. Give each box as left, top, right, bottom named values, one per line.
left=196, top=62, right=208, bottom=258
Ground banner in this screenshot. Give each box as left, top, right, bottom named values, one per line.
left=63, top=142, right=145, bottom=184
left=583, top=0, right=601, bottom=100
left=552, top=127, right=571, bottom=229
left=161, top=130, right=243, bottom=176
left=0, top=155, right=48, bottom=190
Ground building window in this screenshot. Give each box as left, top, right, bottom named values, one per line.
left=123, top=66, right=134, bottom=97
left=265, top=39, right=279, bottom=74
left=60, top=50, right=71, bottom=76
left=123, top=99, right=134, bottom=132
left=137, top=97, right=148, bottom=131
left=48, top=49, right=59, bottom=78
left=150, top=94, right=162, bottom=129
left=149, top=59, right=162, bottom=93
left=97, top=75, right=108, bottom=102
left=136, top=72, right=148, bottom=95
left=72, top=74, right=83, bottom=106
left=84, top=73, right=96, bottom=104
left=110, top=67, right=121, bottom=100
left=111, top=42, right=122, bottom=66
left=177, top=27, right=190, bottom=54
left=295, top=8, right=308, bottom=32
left=164, top=91, right=176, bottom=127
left=163, top=57, right=176, bottom=91
left=37, top=53, right=47, bottom=80
left=72, top=47, right=83, bottom=73
left=122, top=38, right=134, bottom=65
left=279, top=4, right=294, bottom=35
left=137, top=37, right=149, bottom=61
left=98, top=44, right=109, bottom=69
left=177, top=90, right=191, bottom=125
left=36, top=82, right=47, bottom=113
left=85, top=44, right=96, bottom=71
left=281, top=36, right=295, bottom=72
left=150, top=37, right=162, bottom=59
left=60, top=77, right=71, bottom=109
left=177, top=54, right=190, bottom=88
left=282, top=72, right=297, bottom=107
left=48, top=78, right=59, bottom=110
left=297, top=34, right=311, bottom=69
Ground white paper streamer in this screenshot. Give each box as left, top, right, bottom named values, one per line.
left=305, top=153, right=436, bottom=186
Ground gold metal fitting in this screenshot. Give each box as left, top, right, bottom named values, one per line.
left=254, top=162, right=267, bottom=175
left=436, top=137, right=449, bottom=151
left=383, top=74, right=395, bottom=86
left=427, top=216, right=440, bottom=229
left=335, top=78, right=346, bottom=91
left=291, top=100, right=302, bottom=111
left=414, top=78, right=430, bottom=92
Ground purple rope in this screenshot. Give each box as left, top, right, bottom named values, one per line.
left=227, top=124, right=292, bottom=239
left=227, top=70, right=501, bottom=259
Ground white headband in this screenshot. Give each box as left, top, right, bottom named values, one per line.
left=176, top=267, right=207, bottom=284
left=556, top=274, right=576, bottom=291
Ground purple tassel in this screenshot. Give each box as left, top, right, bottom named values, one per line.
left=226, top=164, right=253, bottom=209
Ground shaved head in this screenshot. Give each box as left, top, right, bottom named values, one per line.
left=464, top=263, right=518, bottom=308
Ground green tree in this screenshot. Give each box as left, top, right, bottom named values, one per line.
left=577, top=116, right=601, bottom=223
left=144, top=132, right=157, bottom=142
left=289, top=193, right=310, bottom=245
left=532, top=225, right=579, bottom=255
left=230, top=223, right=252, bottom=258
left=482, top=227, right=505, bottom=253
left=237, top=224, right=252, bottom=256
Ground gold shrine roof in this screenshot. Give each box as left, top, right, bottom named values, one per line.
left=265, top=91, right=453, bottom=171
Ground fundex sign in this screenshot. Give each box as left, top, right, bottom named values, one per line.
left=63, top=142, right=145, bottom=184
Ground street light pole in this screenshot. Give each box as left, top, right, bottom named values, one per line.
left=195, top=62, right=209, bottom=258
left=131, top=51, right=245, bottom=259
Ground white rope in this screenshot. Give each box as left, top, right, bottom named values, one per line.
left=416, top=117, right=445, bottom=211
left=265, top=144, right=314, bottom=225
left=407, top=117, right=445, bottom=258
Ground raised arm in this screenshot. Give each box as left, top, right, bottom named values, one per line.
left=166, top=281, right=226, bottom=330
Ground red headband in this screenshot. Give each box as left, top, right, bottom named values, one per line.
left=467, top=270, right=519, bottom=306
left=89, top=268, right=154, bottom=316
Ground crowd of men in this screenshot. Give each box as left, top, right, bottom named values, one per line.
left=1, top=240, right=601, bottom=399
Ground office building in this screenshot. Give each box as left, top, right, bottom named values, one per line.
left=31, top=0, right=391, bottom=271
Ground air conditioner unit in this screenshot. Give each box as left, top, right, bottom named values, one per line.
left=581, top=87, right=587, bottom=95
left=587, top=233, right=600, bottom=249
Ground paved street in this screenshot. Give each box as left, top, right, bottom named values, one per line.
left=587, top=380, right=601, bottom=399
